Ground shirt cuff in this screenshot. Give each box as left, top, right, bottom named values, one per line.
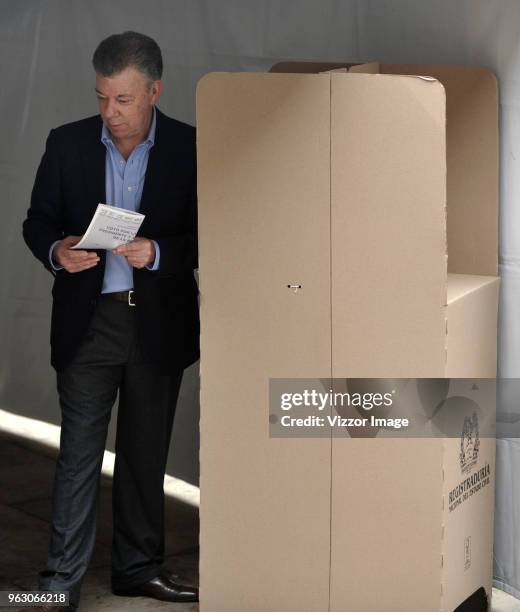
left=49, top=240, right=63, bottom=271
left=146, top=240, right=160, bottom=271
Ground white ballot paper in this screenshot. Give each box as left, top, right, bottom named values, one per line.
left=72, top=203, right=145, bottom=250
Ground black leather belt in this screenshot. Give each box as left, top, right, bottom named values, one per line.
left=101, top=290, right=136, bottom=306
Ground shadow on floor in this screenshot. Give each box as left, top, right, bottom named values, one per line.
left=0, top=430, right=199, bottom=611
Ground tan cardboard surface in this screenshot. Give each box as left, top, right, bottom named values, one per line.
left=329, top=72, right=448, bottom=610
left=382, top=65, right=499, bottom=276
left=330, top=72, right=447, bottom=378
left=443, top=276, right=498, bottom=609
left=446, top=277, right=499, bottom=378
left=447, top=273, right=499, bottom=304
left=269, top=61, right=499, bottom=276
left=198, top=67, right=498, bottom=611
left=320, top=67, right=348, bottom=73
left=442, top=437, right=495, bottom=611
left=330, top=438, right=444, bottom=612
left=197, top=72, right=332, bottom=612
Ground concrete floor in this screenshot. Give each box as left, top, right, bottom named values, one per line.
left=0, top=430, right=199, bottom=611
left=1, top=428, right=520, bottom=611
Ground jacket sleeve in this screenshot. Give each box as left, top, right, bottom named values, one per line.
left=153, top=159, right=198, bottom=278
left=23, top=129, right=64, bottom=274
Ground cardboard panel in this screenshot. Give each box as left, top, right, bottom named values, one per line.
left=198, top=66, right=498, bottom=612
left=330, top=73, right=447, bottom=378
left=446, top=275, right=499, bottom=378
left=330, top=439, right=444, bottom=612
left=382, top=65, right=499, bottom=277
left=442, top=436, right=495, bottom=611
left=197, top=72, right=332, bottom=612
left=269, top=61, right=499, bottom=276
left=443, top=276, right=498, bottom=609
left=329, top=73, right=447, bottom=611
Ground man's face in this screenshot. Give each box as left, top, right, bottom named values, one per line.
left=95, top=66, right=161, bottom=142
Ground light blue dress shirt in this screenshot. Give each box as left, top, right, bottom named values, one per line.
left=49, top=107, right=160, bottom=291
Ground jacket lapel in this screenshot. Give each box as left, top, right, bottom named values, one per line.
left=139, top=107, right=169, bottom=217
left=81, top=116, right=106, bottom=215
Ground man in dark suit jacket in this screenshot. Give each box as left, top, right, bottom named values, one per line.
left=22, top=32, right=199, bottom=611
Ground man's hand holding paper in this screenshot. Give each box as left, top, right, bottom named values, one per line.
left=53, top=235, right=100, bottom=273
left=54, top=204, right=155, bottom=272
left=113, top=237, right=156, bottom=269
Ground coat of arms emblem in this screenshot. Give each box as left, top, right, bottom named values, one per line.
left=460, top=412, right=480, bottom=474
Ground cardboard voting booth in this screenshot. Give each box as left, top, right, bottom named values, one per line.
left=196, top=62, right=499, bottom=611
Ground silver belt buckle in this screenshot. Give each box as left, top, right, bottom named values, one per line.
left=128, top=290, right=136, bottom=307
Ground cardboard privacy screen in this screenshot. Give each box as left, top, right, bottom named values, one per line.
left=196, top=62, right=499, bottom=611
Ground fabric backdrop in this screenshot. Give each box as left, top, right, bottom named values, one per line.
left=0, top=0, right=519, bottom=597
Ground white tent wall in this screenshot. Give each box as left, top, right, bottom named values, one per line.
left=0, top=0, right=518, bottom=598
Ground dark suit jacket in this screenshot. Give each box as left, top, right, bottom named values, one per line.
left=23, top=107, right=200, bottom=373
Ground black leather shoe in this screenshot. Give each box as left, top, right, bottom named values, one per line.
left=157, top=567, right=180, bottom=582
left=112, top=574, right=199, bottom=603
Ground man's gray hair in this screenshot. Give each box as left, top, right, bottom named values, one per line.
left=92, top=31, right=163, bottom=83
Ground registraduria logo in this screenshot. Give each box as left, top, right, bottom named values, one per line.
left=460, top=412, right=480, bottom=475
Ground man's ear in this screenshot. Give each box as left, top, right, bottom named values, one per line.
left=150, top=79, right=162, bottom=104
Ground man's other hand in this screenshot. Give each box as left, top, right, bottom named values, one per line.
left=113, top=237, right=155, bottom=269
left=54, top=236, right=100, bottom=273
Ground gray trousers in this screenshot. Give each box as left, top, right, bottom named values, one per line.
left=38, top=296, right=183, bottom=607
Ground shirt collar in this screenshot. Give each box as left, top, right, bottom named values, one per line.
left=101, top=105, right=156, bottom=148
